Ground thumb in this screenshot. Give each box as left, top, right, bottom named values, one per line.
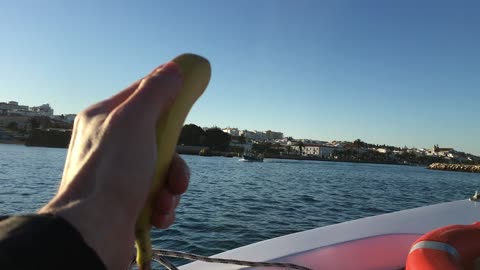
left=113, top=62, right=182, bottom=126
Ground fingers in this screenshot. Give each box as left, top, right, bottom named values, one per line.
left=152, top=189, right=176, bottom=214
left=167, top=154, right=190, bottom=195
left=81, top=65, right=165, bottom=116
left=151, top=211, right=176, bottom=229
left=151, top=154, right=190, bottom=228
left=86, top=81, right=140, bottom=115
left=150, top=189, right=178, bottom=228
left=112, top=62, right=182, bottom=127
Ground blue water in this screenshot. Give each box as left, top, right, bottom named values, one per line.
left=1, top=143, right=480, bottom=267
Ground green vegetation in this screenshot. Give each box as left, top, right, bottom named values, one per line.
left=205, top=128, right=231, bottom=151
left=178, top=124, right=231, bottom=151
left=178, top=124, right=206, bottom=146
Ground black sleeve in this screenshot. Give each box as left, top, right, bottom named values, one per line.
left=0, top=214, right=106, bottom=270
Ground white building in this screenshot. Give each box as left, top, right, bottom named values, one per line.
left=222, top=128, right=240, bottom=136
left=240, top=130, right=267, bottom=141
left=433, top=145, right=454, bottom=157
left=253, top=131, right=268, bottom=141
left=292, top=144, right=336, bottom=158
left=304, top=145, right=320, bottom=156
left=30, top=104, right=54, bottom=117
left=1, top=101, right=54, bottom=117
left=376, top=148, right=388, bottom=154
left=275, top=137, right=290, bottom=145
left=265, top=130, right=284, bottom=140
left=8, top=110, right=38, bottom=117
left=0, top=101, right=28, bottom=113
left=1, top=103, right=10, bottom=114
left=238, top=129, right=284, bottom=142
left=327, top=141, right=348, bottom=149
left=319, top=146, right=336, bottom=158
left=239, top=130, right=255, bottom=140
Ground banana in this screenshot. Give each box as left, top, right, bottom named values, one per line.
left=135, top=54, right=211, bottom=270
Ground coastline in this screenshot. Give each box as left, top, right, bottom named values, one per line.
left=176, top=147, right=417, bottom=167
left=5, top=142, right=475, bottom=170
left=0, top=140, right=25, bottom=145
left=263, top=154, right=416, bottom=166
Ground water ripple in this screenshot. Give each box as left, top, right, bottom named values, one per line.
left=2, top=145, right=480, bottom=269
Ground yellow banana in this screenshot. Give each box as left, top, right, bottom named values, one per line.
left=135, top=54, right=211, bottom=270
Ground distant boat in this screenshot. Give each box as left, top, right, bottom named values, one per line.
left=240, top=153, right=264, bottom=162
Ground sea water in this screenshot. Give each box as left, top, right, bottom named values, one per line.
left=1, top=144, right=480, bottom=267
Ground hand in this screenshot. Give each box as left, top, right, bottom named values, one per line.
left=39, top=62, right=188, bottom=270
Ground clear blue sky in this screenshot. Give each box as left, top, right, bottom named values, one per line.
left=1, top=1, right=479, bottom=155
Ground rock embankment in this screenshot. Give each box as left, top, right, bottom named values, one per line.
left=428, top=163, right=480, bottom=173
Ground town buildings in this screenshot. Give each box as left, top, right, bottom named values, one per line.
left=220, top=125, right=475, bottom=162
left=290, top=145, right=336, bottom=158
left=0, top=101, right=54, bottom=117
left=0, top=100, right=76, bottom=130
left=222, top=128, right=284, bottom=142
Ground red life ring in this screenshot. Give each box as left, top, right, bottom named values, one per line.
left=406, top=222, right=480, bottom=270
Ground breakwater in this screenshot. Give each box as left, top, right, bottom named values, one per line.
left=428, top=163, right=480, bottom=173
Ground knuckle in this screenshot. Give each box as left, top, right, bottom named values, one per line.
left=106, top=108, right=131, bottom=130
left=73, top=110, right=91, bottom=128
left=77, top=105, right=100, bottom=122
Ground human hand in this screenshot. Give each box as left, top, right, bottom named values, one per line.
left=39, top=62, right=188, bottom=269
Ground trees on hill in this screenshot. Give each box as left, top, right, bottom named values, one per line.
left=178, top=124, right=206, bottom=146
left=205, top=128, right=231, bottom=151
left=178, top=124, right=231, bottom=151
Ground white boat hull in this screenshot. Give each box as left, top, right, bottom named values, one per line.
left=180, top=200, right=480, bottom=269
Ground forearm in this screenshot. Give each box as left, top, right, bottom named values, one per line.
left=0, top=214, right=106, bottom=270
left=39, top=189, right=137, bottom=270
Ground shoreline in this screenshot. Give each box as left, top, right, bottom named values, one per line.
left=177, top=149, right=418, bottom=167
left=6, top=143, right=477, bottom=170
left=263, top=154, right=415, bottom=166
left=0, top=140, right=25, bottom=145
